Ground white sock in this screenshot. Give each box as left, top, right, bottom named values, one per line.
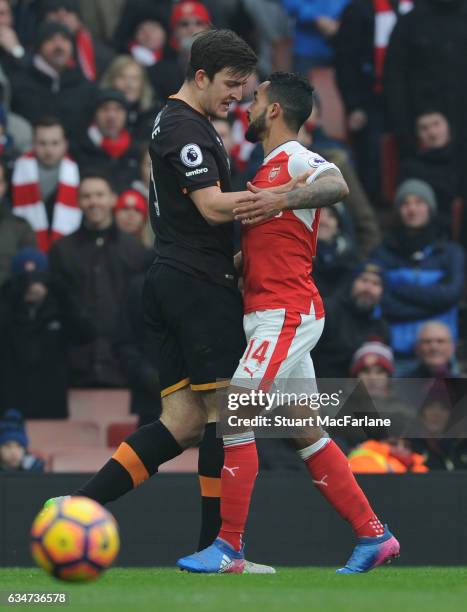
left=297, top=437, right=330, bottom=461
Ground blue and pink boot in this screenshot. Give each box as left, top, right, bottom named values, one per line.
left=336, top=524, right=400, bottom=574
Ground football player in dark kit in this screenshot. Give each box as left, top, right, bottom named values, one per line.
left=58, top=29, right=274, bottom=573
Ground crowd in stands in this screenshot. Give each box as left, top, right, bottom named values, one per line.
left=0, top=0, right=467, bottom=474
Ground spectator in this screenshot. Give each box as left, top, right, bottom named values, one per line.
left=0, top=409, right=44, bottom=472
left=49, top=172, right=151, bottom=387
left=398, top=110, right=460, bottom=231
left=118, top=4, right=167, bottom=67
left=12, top=117, right=81, bottom=253
left=313, top=262, right=389, bottom=378
left=410, top=393, right=467, bottom=470
left=114, top=274, right=161, bottom=427
left=0, top=66, right=33, bottom=155
left=0, top=161, right=37, bottom=286
left=348, top=438, right=428, bottom=473
left=313, top=205, right=358, bottom=299
left=78, top=0, right=126, bottom=44
left=139, top=0, right=212, bottom=100
left=101, top=55, right=159, bottom=143
left=373, top=179, right=465, bottom=371
left=0, top=247, right=95, bottom=419
left=303, top=94, right=381, bottom=257
left=330, top=340, right=413, bottom=451
left=0, top=0, right=28, bottom=77
left=115, top=189, right=148, bottom=242
left=406, top=322, right=457, bottom=379
left=43, top=0, right=115, bottom=81
left=335, top=0, right=413, bottom=202
left=384, top=0, right=467, bottom=159
left=282, top=0, right=350, bottom=73
left=113, top=0, right=172, bottom=53
left=233, top=0, right=292, bottom=75
left=73, top=89, right=140, bottom=192
left=10, top=21, right=97, bottom=140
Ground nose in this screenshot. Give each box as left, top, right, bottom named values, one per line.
left=232, top=86, right=243, bottom=102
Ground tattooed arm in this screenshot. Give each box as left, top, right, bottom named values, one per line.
left=233, top=168, right=349, bottom=224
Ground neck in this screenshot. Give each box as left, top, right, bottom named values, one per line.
left=262, top=126, right=297, bottom=158
left=174, top=82, right=207, bottom=117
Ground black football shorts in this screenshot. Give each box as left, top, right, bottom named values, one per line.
left=143, top=263, right=246, bottom=397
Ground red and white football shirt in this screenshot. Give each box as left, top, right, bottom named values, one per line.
left=242, top=140, right=339, bottom=317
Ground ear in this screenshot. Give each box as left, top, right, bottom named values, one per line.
left=269, top=102, right=281, bottom=120
left=110, top=191, right=118, bottom=209
left=194, top=69, right=209, bottom=90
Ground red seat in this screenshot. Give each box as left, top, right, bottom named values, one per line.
left=68, top=389, right=131, bottom=421
left=49, top=448, right=116, bottom=473
left=26, top=420, right=100, bottom=450
left=159, top=448, right=198, bottom=473
left=107, top=422, right=137, bottom=447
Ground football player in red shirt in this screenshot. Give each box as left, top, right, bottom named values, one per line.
left=178, top=72, right=400, bottom=574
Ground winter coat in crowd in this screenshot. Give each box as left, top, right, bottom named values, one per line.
left=49, top=222, right=152, bottom=387
left=72, top=128, right=141, bottom=193
left=373, top=224, right=465, bottom=357
left=0, top=270, right=95, bottom=419
left=10, top=59, right=97, bottom=140
left=398, top=145, right=460, bottom=232
left=313, top=290, right=389, bottom=378
left=0, top=201, right=36, bottom=287
left=384, top=0, right=467, bottom=157
left=313, top=236, right=358, bottom=299
left=282, top=0, right=350, bottom=66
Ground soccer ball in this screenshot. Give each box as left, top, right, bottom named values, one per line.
left=30, top=496, right=120, bottom=582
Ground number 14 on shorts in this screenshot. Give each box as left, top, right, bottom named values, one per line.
left=241, top=338, right=270, bottom=378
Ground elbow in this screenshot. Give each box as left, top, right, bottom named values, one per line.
left=199, top=204, right=226, bottom=226
left=340, top=179, right=350, bottom=200
left=202, top=211, right=224, bottom=226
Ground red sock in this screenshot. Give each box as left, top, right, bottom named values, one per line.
left=218, top=441, right=258, bottom=551
left=304, top=440, right=384, bottom=538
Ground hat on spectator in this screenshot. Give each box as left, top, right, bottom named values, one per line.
left=129, top=4, right=168, bottom=35
left=352, top=260, right=383, bottom=282
left=0, top=409, right=29, bottom=449
left=94, top=89, right=129, bottom=112
left=351, top=341, right=395, bottom=376
left=115, top=189, right=148, bottom=220
left=170, top=1, right=211, bottom=30
left=394, top=179, right=437, bottom=216
left=43, top=0, right=80, bottom=16
left=11, top=247, right=48, bottom=276
left=34, top=21, right=74, bottom=51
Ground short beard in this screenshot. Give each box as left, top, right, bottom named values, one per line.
left=353, top=295, right=377, bottom=313
left=245, top=110, right=267, bottom=143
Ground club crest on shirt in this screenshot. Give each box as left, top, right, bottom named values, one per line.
left=180, top=143, right=203, bottom=168
left=268, top=165, right=281, bottom=182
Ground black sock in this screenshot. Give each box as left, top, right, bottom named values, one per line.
left=75, top=420, right=183, bottom=504
left=197, top=422, right=224, bottom=550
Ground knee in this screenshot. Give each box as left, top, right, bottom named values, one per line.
left=161, top=413, right=205, bottom=449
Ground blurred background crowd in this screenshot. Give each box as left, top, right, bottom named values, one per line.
left=1, top=0, right=467, bottom=475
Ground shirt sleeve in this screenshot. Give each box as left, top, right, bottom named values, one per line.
left=287, top=149, right=341, bottom=183
left=160, top=119, right=221, bottom=193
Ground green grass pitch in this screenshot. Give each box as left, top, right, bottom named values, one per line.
left=1, top=567, right=466, bottom=612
